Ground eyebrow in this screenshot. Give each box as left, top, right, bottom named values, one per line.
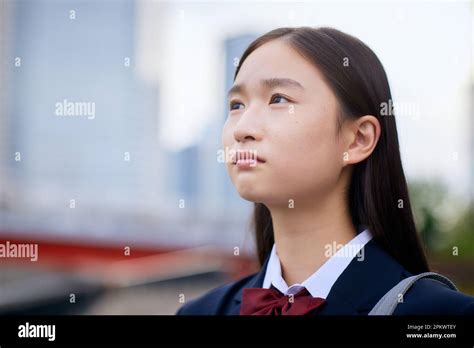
left=227, top=78, right=304, bottom=98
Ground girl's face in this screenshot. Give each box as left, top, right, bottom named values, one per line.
left=222, top=39, right=349, bottom=207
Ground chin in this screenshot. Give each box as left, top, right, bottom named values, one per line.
left=234, top=181, right=265, bottom=202
left=238, top=190, right=295, bottom=208
left=236, top=186, right=280, bottom=205
left=236, top=188, right=262, bottom=202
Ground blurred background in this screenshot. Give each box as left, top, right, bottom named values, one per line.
left=0, top=0, right=473, bottom=314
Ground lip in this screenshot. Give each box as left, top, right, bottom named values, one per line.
left=232, top=149, right=266, bottom=169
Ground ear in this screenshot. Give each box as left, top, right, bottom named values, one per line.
left=342, top=115, right=381, bottom=166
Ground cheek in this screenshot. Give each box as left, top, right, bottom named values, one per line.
left=222, top=120, right=237, bottom=174
left=221, top=119, right=233, bottom=147
left=272, top=117, right=342, bottom=193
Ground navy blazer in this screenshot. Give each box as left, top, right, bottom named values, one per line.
left=176, top=239, right=474, bottom=315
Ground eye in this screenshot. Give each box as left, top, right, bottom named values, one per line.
left=270, top=94, right=291, bottom=104
left=229, top=100, right=245, bottom=111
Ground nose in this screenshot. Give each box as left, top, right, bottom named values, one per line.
left=233, top=107, right=264, bottom=143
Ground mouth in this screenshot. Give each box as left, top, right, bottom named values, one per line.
left=232, top=149, right=266, bottom=167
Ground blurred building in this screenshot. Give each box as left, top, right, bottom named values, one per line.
left=7, top=0, right=160, bottom=212
left=0, top=0, right=258, bottom=252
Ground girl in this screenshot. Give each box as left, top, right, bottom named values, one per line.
left=176, top=26, right=474, bottom=315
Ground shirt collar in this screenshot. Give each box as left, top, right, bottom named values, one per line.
left=262, top=227, right=373, bottom=298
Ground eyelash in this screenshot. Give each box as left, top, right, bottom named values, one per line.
left=229, top=93, right=292, bottom=111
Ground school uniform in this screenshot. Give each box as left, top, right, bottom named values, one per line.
left=176, top=227, right=474, bottom=315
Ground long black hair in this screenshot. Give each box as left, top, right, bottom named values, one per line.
left=233, top=27, right=430, bottom=274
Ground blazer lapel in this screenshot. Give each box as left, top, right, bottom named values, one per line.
left=227, top=253, right=271, bottom=315
left=318, top=239, right=412, bottom=315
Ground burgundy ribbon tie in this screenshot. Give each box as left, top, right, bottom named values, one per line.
left=240, top=286, right=326, bottom=315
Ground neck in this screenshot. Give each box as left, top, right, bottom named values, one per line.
left=267, top=189, right=356, bottom=286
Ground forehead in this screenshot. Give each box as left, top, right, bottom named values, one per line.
left=234, top=39, right=324, bottom=88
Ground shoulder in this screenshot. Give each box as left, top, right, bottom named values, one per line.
left=175, top=272, right=258, bottom=315
left=393, top=277, right=474, bottom=315
left=362, top=239, right=474, bottom=315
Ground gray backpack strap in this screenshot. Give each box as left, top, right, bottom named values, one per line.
left=368, top=272, right=458, bottom=315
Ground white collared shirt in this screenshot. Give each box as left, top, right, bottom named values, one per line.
left=262, top=228, right=373, bottom=298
